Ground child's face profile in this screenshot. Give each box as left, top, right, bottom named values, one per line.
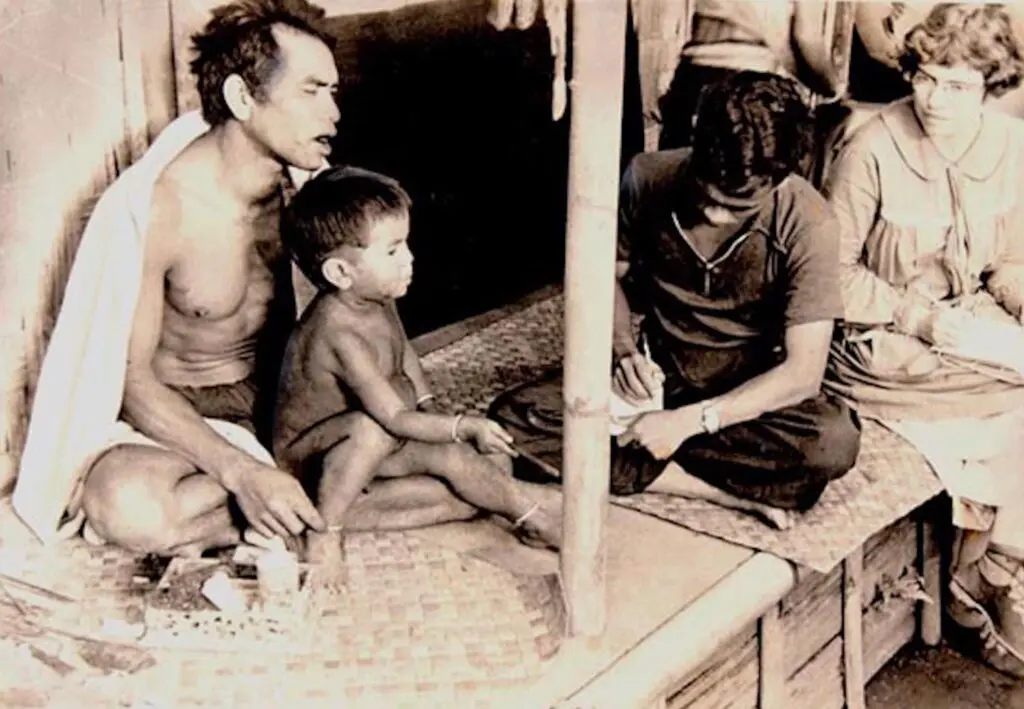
left=345, top=212, right=414, bottom=300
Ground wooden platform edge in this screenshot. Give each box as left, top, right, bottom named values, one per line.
left=561, top=553, right=797, bottom=709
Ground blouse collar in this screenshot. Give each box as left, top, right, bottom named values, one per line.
left=879, top=97, right=1009, bottom=182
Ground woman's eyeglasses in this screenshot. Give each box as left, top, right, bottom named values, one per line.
left=910, top=68, right=985, bottom=97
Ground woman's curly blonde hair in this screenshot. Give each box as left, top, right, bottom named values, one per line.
left=900, top=3, right=1024, bottom=98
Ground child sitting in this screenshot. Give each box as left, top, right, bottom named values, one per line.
left=273, top=166, right=561, bottom=584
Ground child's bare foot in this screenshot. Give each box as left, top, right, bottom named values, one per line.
left=305, top=528, right=347, bottom=598
left=511, top=482, right=563, bottom=550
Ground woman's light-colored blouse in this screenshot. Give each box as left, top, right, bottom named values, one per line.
left=823, top=98, right=1024, bottom=421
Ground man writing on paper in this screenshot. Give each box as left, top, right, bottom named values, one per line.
left=610, top=72, right=862, bottom=529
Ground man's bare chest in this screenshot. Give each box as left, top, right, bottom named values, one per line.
left=166, top=207, right=285, bottom=320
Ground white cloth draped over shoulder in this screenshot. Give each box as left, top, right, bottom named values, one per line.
left=12, top=111, right=323, bottom=544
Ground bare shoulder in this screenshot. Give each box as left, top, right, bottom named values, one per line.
left=302, top=297, right=379, bottom=364
left=144, top=168, right=189, bottom=269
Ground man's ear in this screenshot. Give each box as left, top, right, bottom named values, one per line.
left=321, top=256, right=354, bottom=290
left=223, top=74, right=255, bottom=121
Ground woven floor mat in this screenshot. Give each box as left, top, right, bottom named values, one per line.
left=420, top=296, right=565, bottom=415
left=0, top=530, right=565, bottom=708
left=420, top=293, right=946, bottom=574
left=615, top=420, right=944, bottom=573
left=0, top=296, right=571, bottom=707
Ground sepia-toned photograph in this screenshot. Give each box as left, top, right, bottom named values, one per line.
left=2, top=1, right=1024, bottom=706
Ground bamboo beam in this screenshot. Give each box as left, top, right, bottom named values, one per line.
left=567, top=553, right=797, bottom=707
left=560, top=0, right=629, bottom=638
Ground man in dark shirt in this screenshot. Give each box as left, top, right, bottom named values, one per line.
left=612, top=71, right=861, bottom=527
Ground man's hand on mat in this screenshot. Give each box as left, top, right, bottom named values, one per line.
left=618, top=408, right=700, bottom=460
left=613, top=353, right=664, bottom=404
left=462, top=416, right=518, bottom=457
left=227, top=463, right=325, bottom=539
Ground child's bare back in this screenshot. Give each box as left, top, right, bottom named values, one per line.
left=272, top=292, right=416, bottom=474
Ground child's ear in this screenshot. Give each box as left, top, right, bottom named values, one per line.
left=321, top=256, right=353, bottom=290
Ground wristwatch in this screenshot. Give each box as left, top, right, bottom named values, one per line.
left=700, top=403, right=722, bottom=435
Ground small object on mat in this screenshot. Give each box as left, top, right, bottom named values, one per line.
left=75, top=637, right=156, bottom=674
left=201, top=571, right=248, bottom=613
left=28, top=643, right=77, bottom=677
left=132, top=554, right=173, bottom=586
left=231, top=544, right=266, bottom=566
left=257, top=550, right=300, bottom=608
left=243, top=527, right=288, bottom=552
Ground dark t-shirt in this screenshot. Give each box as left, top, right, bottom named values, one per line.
left=618, top=149, right=843, bottom=395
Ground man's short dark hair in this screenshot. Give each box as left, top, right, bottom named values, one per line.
left=282, top=167, right=412, bottom=289
left=690, top=71, right=815, bottom=195
left=190, top=0, right=334, bottom=126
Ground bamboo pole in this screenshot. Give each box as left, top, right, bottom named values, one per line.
left=560, top=0, right=629, bottom=638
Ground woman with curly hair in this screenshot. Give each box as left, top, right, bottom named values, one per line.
left=823, top=3, right=1024, bottom=676
left=610, top=71, right=861, bottom=529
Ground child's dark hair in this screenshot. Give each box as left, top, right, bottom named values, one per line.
left=283, top=166, right=412, bottom=289
left=689, top=71, right=815, bottom=194
left=190, top=0, right=334, bottom=126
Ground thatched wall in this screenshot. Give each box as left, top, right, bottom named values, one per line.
left=0, top=0, right=177, bottom=494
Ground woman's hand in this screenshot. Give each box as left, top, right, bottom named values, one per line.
left=925, top=307, right=976, bottom=349
left=612, top=352, right=665, bottom=404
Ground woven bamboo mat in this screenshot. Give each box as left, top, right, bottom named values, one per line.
left=0, top=296, right=573, bottom=707
left=426, top=293, right=945, bottom=574
left=616, top=420, right=944, bottom=573
left=0, top=528, right=565, bottom=707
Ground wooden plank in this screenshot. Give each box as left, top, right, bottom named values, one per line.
left=842, top=548, right=866, bottom=709
left=787, top=636, right=845, bottom=709
left=667, top=628, right=759, bottom=709
left=758, top=603, right=786, bottom=709
left=780, top=563, right=842, bottom=677
left=863, top=593, right=917, bottom=681
left=918, top=515, right=943, bottom=646
left=862, top=516, right=919, bottom=612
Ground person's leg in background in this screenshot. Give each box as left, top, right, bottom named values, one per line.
left=947, top=493, right=1024, bottom=678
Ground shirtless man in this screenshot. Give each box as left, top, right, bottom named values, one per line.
left=78, top=1, right=476, bottom=557
left=273, top=167, right=561, bottom=578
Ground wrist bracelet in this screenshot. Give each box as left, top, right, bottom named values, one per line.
left=451, top=413, right=465, bottom=443
left=416, top=393, right=435, bottom=405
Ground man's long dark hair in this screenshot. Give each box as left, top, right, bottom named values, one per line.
left=689, top=72, right=816, bottom=195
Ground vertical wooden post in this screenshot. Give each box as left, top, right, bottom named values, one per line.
left=918, top=514, right=943, bottom=646
left=758, top=602, right=786, bottom=709
left=560, top=0, right=629, bottom=638
left=842, top=548, right=866, bottom=709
